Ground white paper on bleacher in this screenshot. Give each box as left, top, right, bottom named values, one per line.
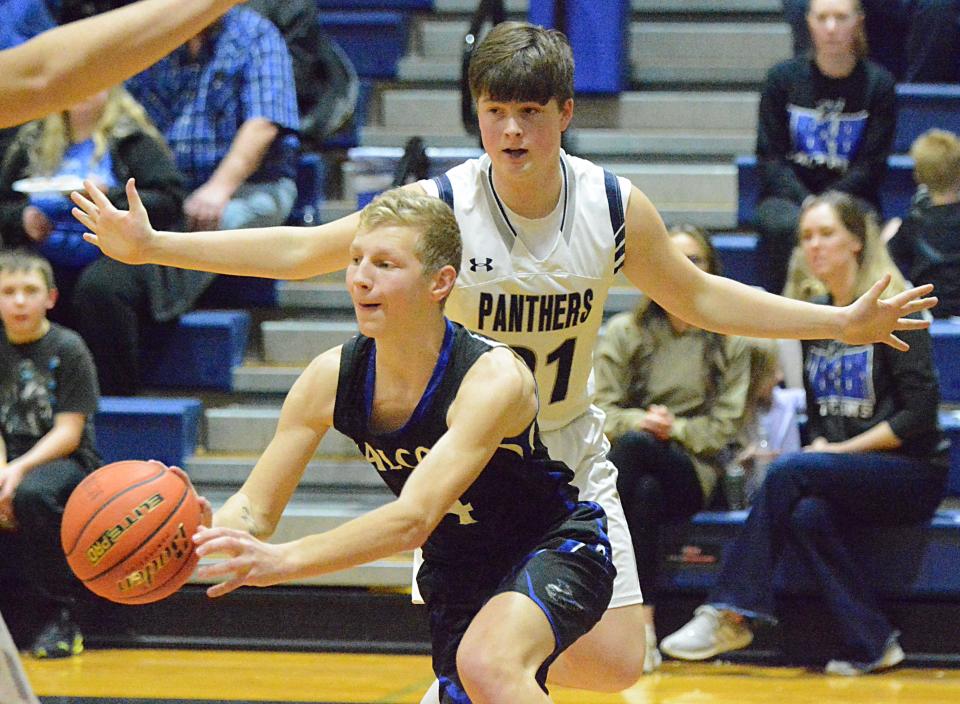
left=0, top=612, right=39, bottom=704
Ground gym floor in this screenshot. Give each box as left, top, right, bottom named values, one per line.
left=26, top=649, right=960, bottom=703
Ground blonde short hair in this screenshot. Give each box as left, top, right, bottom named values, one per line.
left=358, top=188, right=462, bottom=277
left=910, top=129, right=960, bottom=194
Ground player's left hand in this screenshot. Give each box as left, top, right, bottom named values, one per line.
left=839, top=275, right=936, bottom=351
left=193, top=526, right=293, bottom=598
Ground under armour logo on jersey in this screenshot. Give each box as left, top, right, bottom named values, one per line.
left=469, top=257, right=494, bottom=272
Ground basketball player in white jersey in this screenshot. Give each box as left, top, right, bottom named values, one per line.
left=0, top=0, right=241, bottom=129
left=72, top=21, right=937, bottom=694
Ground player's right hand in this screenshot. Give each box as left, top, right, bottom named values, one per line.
left=71, top=177, right=154, bottom=265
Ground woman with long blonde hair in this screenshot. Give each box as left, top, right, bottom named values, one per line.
left=0, top=84, right=189, bottom=395
left=662, top=190, right=948, bottom=674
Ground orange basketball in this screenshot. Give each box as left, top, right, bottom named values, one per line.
left=61, top=460, right=202, bottom=605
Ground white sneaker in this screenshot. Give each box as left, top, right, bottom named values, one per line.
left=824, top=639, right=905, bottom=676
left=660, top=605, right=754, bottom=661
left=644, top=623, right=662, bottom=673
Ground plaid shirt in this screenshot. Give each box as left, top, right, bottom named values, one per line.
left=127, top=7, right=299, bottom=190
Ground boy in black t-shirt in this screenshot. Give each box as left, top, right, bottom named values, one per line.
left=888, top=129, right=960, bottom=318
left=0, top=250, right=100, bottom=658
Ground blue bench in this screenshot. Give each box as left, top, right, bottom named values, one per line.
left=943, top=409, right=960, bottom=496
left=932, top=319, right=960, bottom=404
left=94, top=397, right=202, bottom=468
left=142, top=310, right=251, bottom=391
left=660, top=507, right=960, bottom=597
left=736, top=154, right=916, bottom=227
left=712, top=232, right=760, bottom=287
left=318, top=11, right=408, bottom=79
left=895, top=83, right=960, bottom=154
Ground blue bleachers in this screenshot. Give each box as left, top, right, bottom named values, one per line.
left=712, top=232, right=761, bottom=287
left=895, top=83, right=960, bottom=154
left=142, top=310, right=251, bottom=391
left=659, top=508, right=960, bottom=597
left=736, top=154, right=915, bottom=228
left=942, top=410, right=960, bottom=496
left=95, top=397, right=202, bottom=468
left=932, top=319, right=960, bottom=404
left=318, top=11, right=408, bottom=79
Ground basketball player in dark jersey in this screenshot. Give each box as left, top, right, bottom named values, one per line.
left=0, top=0, right=240, bottom=129
left=193, top=189, right=615, bottom=703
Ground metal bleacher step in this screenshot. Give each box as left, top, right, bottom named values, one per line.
left=192, top=487, right=412, bottom=588
left=205, top=405, right=363, bottom=455
left=364, top=89, right=759, bottom=158
left=186, top=454, right=384, bottom=491
left=261, top=319, right=358, bottom=364
left=340, top=148, right=739, bottom=229
left=434, top=0, right=783, bottom=13
left=399, top=19, right=790, bottom=86
left=275, top=279, right=643, bottom=318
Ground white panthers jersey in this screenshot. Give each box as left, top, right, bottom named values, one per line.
left=422, top=150, right=631, bottom=431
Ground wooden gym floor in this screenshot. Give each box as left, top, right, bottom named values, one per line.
left=25, top=649, right=960, bottom=703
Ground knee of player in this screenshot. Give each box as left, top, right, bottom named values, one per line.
left=602, top=653, right=645, bottom=690
left=456, top=642, right=528, bottom=701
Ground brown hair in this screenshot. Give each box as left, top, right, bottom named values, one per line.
left=785, top=191, right=908, bottom=301
left=910, top=129, right=960, bottom=194
left=0, top=249, right=56, bottom=291
left=468, top=21, right=574, bottom=106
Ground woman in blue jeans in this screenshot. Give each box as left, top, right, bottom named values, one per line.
left=660, top=191, right=950, bottom=675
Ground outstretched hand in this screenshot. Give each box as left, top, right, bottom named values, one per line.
left=840, top=274, right=937, bottom=351
left=71, top=177, right=154, bottom=265
left=193, top=526, right=293, bottom=598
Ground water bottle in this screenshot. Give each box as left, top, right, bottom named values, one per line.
left=745, top=422, right=771, bottom=500
left=723, top=462, right=746, bottom=511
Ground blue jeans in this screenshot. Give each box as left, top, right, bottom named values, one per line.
left=708, top=450, right=946, bottom=662
left=221, top=177, right=297, bottom=230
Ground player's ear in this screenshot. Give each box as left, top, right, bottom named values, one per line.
left=430, top=265, right=457, bottom=304
left=45, top=287, right=58, bottom=311
left=559, top=98, right=574, bottom=131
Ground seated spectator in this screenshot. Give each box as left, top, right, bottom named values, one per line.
left=125, top=6, right=299, bottom=235
left=783, top=0, right=960, bottom=83
left=594, top=225, right=753, bottom=674
left=733, top=338, right=805, bottom=502
left=754, top=0, right=895, bottom=294
left=886, top=129, right=960, bottom=318
left=0, top=250, right=101, bottom=658
left=0, top=86, right=195, bottom=394
left=661, top=191, right=949, bottom=676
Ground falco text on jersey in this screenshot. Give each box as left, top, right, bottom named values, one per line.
left=477, top=290, right=594, bottom=333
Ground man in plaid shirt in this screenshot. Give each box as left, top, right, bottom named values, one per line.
left=126, top=6, right=299, bottom=232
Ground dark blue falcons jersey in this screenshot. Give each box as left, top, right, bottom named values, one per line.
left=333, top=320, right=581, bottom=568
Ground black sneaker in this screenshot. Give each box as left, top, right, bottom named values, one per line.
left=31, top=609, right=83, bottom=659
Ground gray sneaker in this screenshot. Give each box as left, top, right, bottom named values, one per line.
left=660, top=605, right=754, bottom=661
left=825, top=638, right=905, bottom=676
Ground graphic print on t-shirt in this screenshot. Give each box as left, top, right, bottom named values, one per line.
left=805, top=342, right=875, bottom=419
left=788, top=98, right=868, bottom=171
left=0, top=358, right=57, bottom=449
